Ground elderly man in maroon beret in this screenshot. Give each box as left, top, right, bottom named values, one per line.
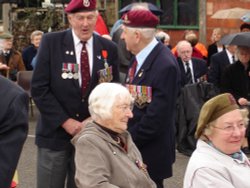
left=121, top=9, right=181, bottom=188
left=31, top=0, right=120, bottom=187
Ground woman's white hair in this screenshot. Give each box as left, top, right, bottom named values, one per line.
left=88, top=83, right=133, bottom=121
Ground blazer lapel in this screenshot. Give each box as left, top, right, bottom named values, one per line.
left=62, top=29, right=81, bottom=93
left=132, top=43, right=164, bottom=84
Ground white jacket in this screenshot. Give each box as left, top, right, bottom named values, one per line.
left=184, top=140, right=250, bottom=188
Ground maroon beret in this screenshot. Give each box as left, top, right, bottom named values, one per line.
left=65, top=0, right=96, bottom=13
left=122, top=10, right=159, bottom=28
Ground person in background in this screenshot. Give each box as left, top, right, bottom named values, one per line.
left=0, top=75, right=29, bottom=188
left=220, top=46, right=250, bottom=154
left=207, top=28, right=225, bottom=66
left=95, top=13, right=109, bottom=36
left=31, top=0, right=119, bottom=187
left=240, top=22, right=250, bottom=32
left=176, top=40, right=207, bottom=87
left=72, top=83, right=156, bottom=188
left=121, top=9, right=180, bottom=188
left=171, top=30, right=208, bottom=59
left=0, top=33, right=25, bottom=81
left=22, top=30, right=43, bottom=70
left=208, top=44, right=237, bottom=90
left=184, top=93, right=250, bottom=188
left=155, top=30, right=172, bottom=49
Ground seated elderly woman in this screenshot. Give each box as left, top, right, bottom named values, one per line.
left=72, top=83, right=156, bottom=188
left=184, top=93, right=250, bottom=188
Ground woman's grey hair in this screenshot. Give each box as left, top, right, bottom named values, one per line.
left=88, top=83, right=133, bottom=121
left=30, top=30, right=44, bottom=40
left=200, top=108, right=249, bottom=141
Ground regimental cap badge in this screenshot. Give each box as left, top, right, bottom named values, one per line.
left=123, top=14, right=131, bottom=25
left=83, top=0, right=90, bottom=7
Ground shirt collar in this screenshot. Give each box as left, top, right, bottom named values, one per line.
left=136, top=38, right=158, bottom=70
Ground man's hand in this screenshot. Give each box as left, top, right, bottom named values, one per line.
left=62, top=118, right=84, bottom=136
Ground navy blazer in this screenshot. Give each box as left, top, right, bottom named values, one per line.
left=0, top=76, right=29, bottom=188
left=127, top=42, right=181, bottom=180
left=208, top=50, right=231, bottom=89
left=177, top=57, right=207, bottom=87
left=31, top=29, right=119, bottom=150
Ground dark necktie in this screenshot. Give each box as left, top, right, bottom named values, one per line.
left=232, top=55, right=235, bottom=64
left=185, top=62, right=193, bottom=84
left=129, top=59, right=137, bottom=84
left=81, top=42, right=90, bottom=95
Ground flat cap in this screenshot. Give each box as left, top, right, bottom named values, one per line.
left=195, top=93, right=239, bottom=138
left=65, top=0, right=96, bottom=13
left=0, top=32, right=13, bottom=39
left=122, top=9, right=159, bottom=28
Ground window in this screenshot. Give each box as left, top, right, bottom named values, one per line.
left=119, top=0, right=199, bottom=29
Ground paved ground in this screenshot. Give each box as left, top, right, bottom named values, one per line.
left=17, top=106, right=190, bottom=188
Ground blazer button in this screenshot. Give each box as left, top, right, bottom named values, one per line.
left=76, top=113, right=79, bottom=117
left=81, top=98, right=85, bottom=102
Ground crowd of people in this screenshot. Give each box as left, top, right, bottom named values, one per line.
left=1, top=0, right=250, bottom=188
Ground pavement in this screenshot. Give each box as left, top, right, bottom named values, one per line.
left=17, top=106, right=190, bottom=188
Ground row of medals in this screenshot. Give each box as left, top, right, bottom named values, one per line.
left=62, top=71, right=79, bottom=80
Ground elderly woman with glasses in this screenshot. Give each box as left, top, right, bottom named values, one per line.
left=184, top=93, right=250, bottom=188
left=72, top=83, right=156, bottom=188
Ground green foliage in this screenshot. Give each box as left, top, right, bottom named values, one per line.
left=12, top=7, right=68, bottom=51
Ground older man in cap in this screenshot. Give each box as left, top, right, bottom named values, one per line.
left=31, top=0, right=119, bottom=187
left=121, top=9, right=181, bottom=188
left=184, top=93, right=250, bottom=188
left=0, top=32, right=25, bottom=81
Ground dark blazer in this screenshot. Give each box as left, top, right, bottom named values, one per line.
left=0, top=75, right=29, bottom=188
left=177, top=57, right=207, bottom=87
left=31, top=29, right=120, bottom=151
left=220, top=61, right=250, bottom=102
left=207, top=42, right=225, bottom=66
left=127, top=42, right=181, bottom=180
left=207, top=50, right=231, bottom=89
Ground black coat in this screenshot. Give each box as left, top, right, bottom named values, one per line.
left=208, top=50, right=232, bottom=89
left=220, top=61, right=250, bottom=101
left=176, top=82, right=218, bottom=155
left=0, top=75, right=29, bottom=188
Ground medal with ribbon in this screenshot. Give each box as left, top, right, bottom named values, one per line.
left=98, top=50, right=113, bottom=83
left=61, top=63, right=79, bottom=80
left=126, top=84, right=152, bottom=108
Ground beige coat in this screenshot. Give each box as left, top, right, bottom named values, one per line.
left=184, top=140, right=250, bottom=188
left=72, top=122, right=156, bottom=188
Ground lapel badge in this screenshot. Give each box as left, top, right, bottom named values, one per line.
left=138, top=70, right=144, bottom=78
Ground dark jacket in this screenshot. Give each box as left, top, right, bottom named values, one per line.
left=208, top=50, right=232, bottom=89
left=220, top=60, right=250, bottom=102
left=31, top=29, right=120, bottom=151
left=127, top=42, right=181, bottom=180
left=176, top=82, right=218, bottom=154
left=22, top=44, right=37, bottom=70
left=0, top=75, right=29, bottom=188
left=177, top=57, right=207, bottom=87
